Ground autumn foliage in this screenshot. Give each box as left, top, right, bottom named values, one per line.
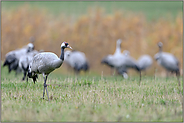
left=2, top=5, right=183, bottom=76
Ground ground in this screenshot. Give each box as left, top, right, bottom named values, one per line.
left=1, top=66, right=183, bottom=122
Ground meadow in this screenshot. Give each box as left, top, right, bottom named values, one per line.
left=1, top=1, right=183, bottom=122
left=1, top=65, right=183, bottom=122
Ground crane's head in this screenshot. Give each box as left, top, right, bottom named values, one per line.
left=157, top=42, right=163, bottom=48
left=27, top=43, right=34, bottom=53
left=117, top=39, right=122, bottom=44
left=61, top=42, right=72, bottom=49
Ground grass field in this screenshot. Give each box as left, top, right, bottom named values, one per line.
left=1, top=65, right=183, bottom=122
left=1, top=1, right=183, bottom=122
left=2, top=1, right=182, bottom=21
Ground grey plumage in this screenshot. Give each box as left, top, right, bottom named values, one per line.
left=64, top=50, right=89, bottom=73
left=102, top=53, right=140, bottom=78
left=101, top=39, right=140, bottom=79
left=28, top=42, right=72, bottom=101
left=136, top=54, right=153, bottom=82
left=137, top=55, right=152, bottom=71
left=101, top=39, right=126, bottom=77
left=154, top=42, right=180, bottom=86
left=3, top=43, right=34, bottom=74
left=19, top=50, right=40, bottom=81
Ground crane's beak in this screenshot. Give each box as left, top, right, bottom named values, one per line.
left=67, top=45, right=72, bottom=49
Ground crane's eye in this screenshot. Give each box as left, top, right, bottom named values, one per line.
left=65, top=42, right=68, bottom=46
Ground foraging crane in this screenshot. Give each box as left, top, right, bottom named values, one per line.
left=137, top=55, right=152, bottom=71
left=28, top=42, right=72, bottom=101
left=3, top=43, right=34, bottom=74
left=64, top=50, right=89, bottom=74
left=137, top=55, right=153, bottom=78
left=154, top=42, right=180, bottom=86
left=101, top=40, right=140, bottom=81
left=102, top=52, right=140, bottom=74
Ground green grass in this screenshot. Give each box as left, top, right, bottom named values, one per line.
left=1, top=65, right=183, bottom=122
left=2, top=1, right=182, bottom=21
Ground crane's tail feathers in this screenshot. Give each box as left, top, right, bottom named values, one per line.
left=33, top=75, right=38, bottom=84
left=9, top=59, right=19, bottom=71
left=83, top=62, right=89, bottom=71
left=135, top=65, right=140, bottom=72
left=8, top=61, right=19, bottom=74
left=3, top=60, right=8, bottom=67
left=4, top=55, right=17, bottom=66
left=27, top=71, right=38, bottom=84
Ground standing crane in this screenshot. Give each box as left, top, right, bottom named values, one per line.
left=154, top=42, right=180, bottom=86
left=28, top=42, right=72, bottom=101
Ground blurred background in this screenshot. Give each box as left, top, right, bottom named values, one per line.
left=1, top=1, right=183, bottom=76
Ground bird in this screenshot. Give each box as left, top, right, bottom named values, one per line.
left=102, top=52, right=140, bottom=77
left=101, top=39, right=140, bottom=81
left=18, top=50, right=41, bottom=82
left=64, top=50, right=89, bottom=74
left=3, top=43, right=34, bottom=74
left=154, top=42, right=180, bottom=86
left=114, top=39, right=122, bottom=57
left=27, top=42, right=72, bottom=101
left=137, top=54, right=153, bottom=78
left=101, top=39, right=124, bottom=76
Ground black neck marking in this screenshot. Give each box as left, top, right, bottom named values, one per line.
left=60, top=48, right=65, bottom=60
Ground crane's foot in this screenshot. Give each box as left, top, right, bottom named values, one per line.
left=41, top=97, right=45, bottom=100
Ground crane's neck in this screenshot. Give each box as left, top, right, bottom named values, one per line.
left=159, top=47, right=162, bottom=53
left=114, top=43, right=121, bottom=54
left=60, top=48, right=65, bottom=60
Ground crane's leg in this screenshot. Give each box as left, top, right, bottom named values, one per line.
left=22, top=71, right=26, bottom=81
left=26, top=73, right=28, bottom=82
left=139, top=71, right=141, bottom=86
left=45, top=76, right=49, bottom=101
left=8, top=65, right=11, bottom=73
left=166, top=71, right=169, bottom=82
left=154, top=67, right=156, bottom=81
left=113, top=68, right=116, bottom=76
left=110, top=68, right=113, bottom=76
left=176, top=71, right=180, bottom=87
left=26, top=72, right=28, bottom=82
left=43, top=74, right=49, bottom=101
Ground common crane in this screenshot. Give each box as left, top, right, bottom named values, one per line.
left=28, top=42, right=72, bottom=101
